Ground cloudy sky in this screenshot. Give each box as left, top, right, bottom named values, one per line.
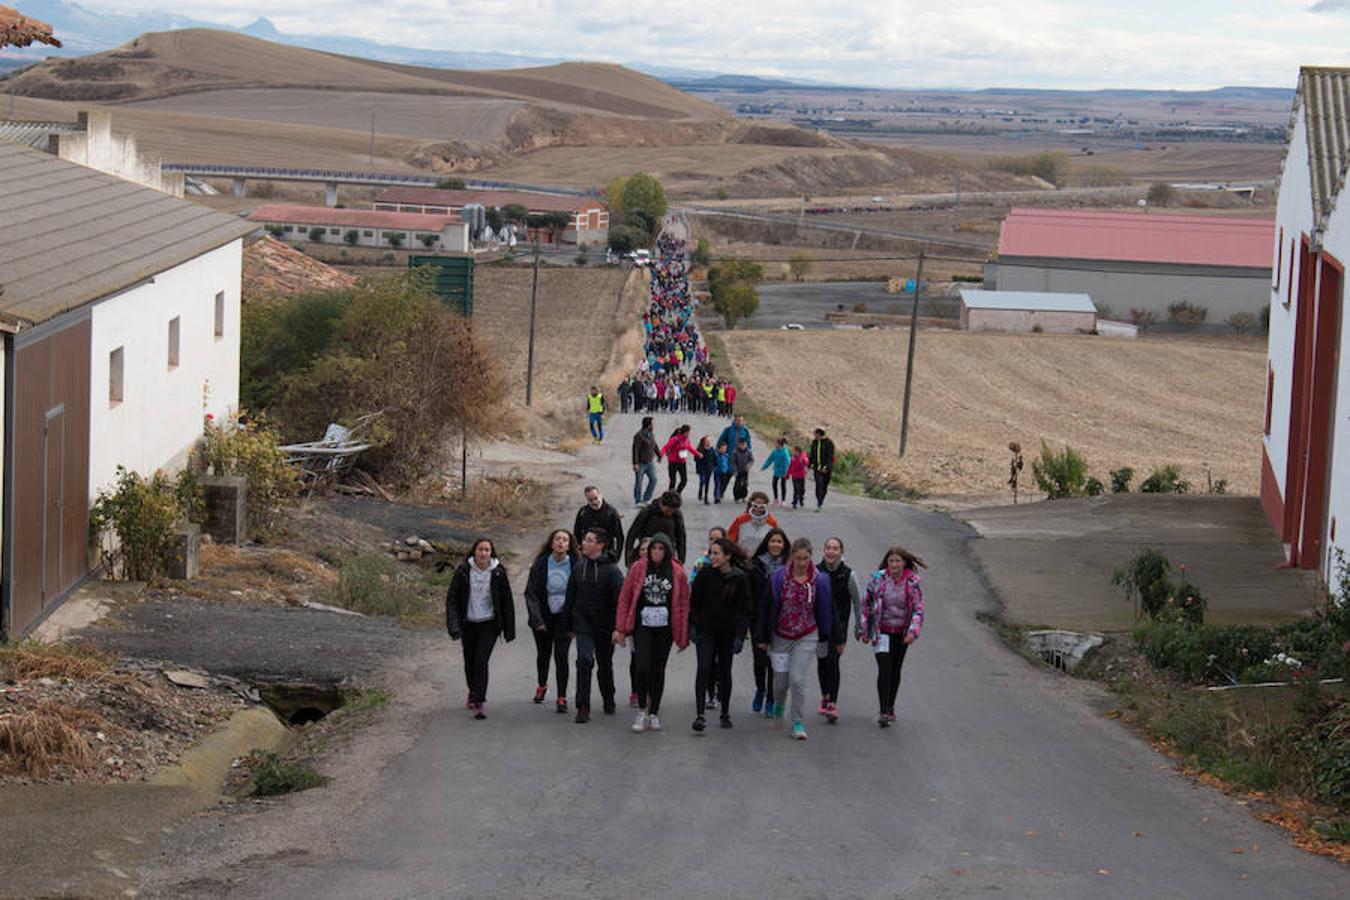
left=85, top=0, right=1350, bottom=89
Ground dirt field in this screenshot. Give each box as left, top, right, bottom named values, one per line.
left=719, top=329, right=1265, bottom=499
left=472, top=265, right=647, bottom=424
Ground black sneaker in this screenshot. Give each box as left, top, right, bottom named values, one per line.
left=720, top=716, right=733, bottom=729
left=575, top=705, right=590, bottom=724
left=692, top=715, right=706, bottom=732
left=603, top=701, right=617, bottom=715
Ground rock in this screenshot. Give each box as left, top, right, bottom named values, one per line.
left=417, top=539, right=434, bottom=552
left=163, top=670, right=211, bottom=690
left=404, top=535, right=420, bottom=547
left=407, top=549, right=423, bottom=561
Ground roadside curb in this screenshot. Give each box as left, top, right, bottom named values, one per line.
left=151, top=706, right=295, bottom=798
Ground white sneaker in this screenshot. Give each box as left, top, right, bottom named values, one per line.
left=632, top=711, right=648, bottom=733
left=647, top=714, right=662, bottom=731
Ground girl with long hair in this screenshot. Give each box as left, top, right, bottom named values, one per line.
left=523, top=528, right=579, bottom=713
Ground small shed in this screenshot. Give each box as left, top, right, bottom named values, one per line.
left=959, top=290, right=1097, bottom=334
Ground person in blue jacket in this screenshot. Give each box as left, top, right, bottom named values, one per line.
left=712, top=440, right=733, bottom=504
left=717, top=414, right=752, bottom=454
left=760, top=438, right=790, bottom=506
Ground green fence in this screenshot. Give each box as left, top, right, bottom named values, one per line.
left=409, top=255, right=475, bottom=317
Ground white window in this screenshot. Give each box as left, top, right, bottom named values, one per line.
left=168, top=316, right=180, bottom=368
left=109, top=347, right=124, bottom=404
left=214, top=291, right=225, bottom=338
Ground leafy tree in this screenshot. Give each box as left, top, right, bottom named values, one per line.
left=708, top=259, right=764, bottom=327
left=386, top=232, right=404, bottom=248
left=1146, top=182, right=1177, bottom=207
left=436, top=177, right=467, bottom=190
left=788, top=251, right=813, bottom=282
left=343, top=229, right=359, bottom=245
left=308, top=226, right=325, bottom=242
left=241, top=291, right=349, bottom=411
left=624, top=208, right=657, bottom=239
left=605, top=175, right=629, bottom=220
left=692, top=238, right=711, bottom=267
left=607, top=225, right=645, bottom=255
left=1030, top=441, right=1088, bottom=498
left=418, top=233, right=438, bottom=249
left=484, top=206, right=504, bottom=232
left=621, top=171, right=668, bottom=222
left=501, top=204, right=529, bottom=224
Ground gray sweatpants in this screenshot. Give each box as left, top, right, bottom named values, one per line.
left=769, top=632, right=819, bottom=723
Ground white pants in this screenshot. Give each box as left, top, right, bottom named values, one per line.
left=769, top=633, right=819, bottom=723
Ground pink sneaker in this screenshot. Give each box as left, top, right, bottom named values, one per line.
left=817, top=699, right=830, bottom=717
left=465, top=693, right=474, bottom=710
left=825, top=702, right=839, bottom=724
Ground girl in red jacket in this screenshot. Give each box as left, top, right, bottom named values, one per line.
left=614, top=533, right=690, bottom=732
left=787, top=445, right=810, bottom=509
left=661, top=424, right=701, bottom=495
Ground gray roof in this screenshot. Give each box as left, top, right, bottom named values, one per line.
left=1298, top=66, right=1350, bottom=235
left=0, top=141, right=256, bottom=326
left=0, top=119, right=79, bottom=151
left=959, top=289, right=1096, bottom=313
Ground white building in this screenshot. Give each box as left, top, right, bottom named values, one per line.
left=0, top=141, right=255, bottom=637
left=247, top=204, right=469, bottom=253
left=958, top=289, right=1097, bottom=334
left=1262, top=66, right=1350, bottom=580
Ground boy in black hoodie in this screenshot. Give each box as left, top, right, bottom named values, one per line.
left=563, top=528, right=625, bottom=722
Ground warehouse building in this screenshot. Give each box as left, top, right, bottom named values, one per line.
left=985, top=208, right=1274, bottom=322
left=958, top=289, right=1096, bottom=333
left=247, top=204, right=469, bottom=253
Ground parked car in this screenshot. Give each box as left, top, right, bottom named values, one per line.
left=780, top=323, right=805, bottom=331
left=626, top=249, right=652, bottom=266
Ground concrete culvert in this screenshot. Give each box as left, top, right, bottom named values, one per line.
left=256, top=682, right=345, bottom=726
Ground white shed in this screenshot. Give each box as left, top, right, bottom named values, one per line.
left=958, top=290, right=1097, bottom=334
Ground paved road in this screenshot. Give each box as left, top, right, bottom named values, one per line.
left=139, top=414, right=1346, bottom=899
left=751, top=281, right=959, bottom=330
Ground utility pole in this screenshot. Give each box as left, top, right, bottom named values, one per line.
left=368, top=109, right=376, bottom=167
left=954, top=171, right=962, bottom=230
left=899, top=250, right=925, bottom=456
left=525, top=237, right=541, bottom=406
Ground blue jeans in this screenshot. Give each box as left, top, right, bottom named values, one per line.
left=588, top=412, right=604, bottom=440
left=634, top=461, right=658, bottom=503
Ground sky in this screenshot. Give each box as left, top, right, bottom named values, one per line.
left=79, top=0, right=1350, bottom=89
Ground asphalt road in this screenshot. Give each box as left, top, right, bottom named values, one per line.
left=139, top=414, right=1346, bottom=899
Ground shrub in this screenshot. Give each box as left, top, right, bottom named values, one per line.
left=692, top=238, right=712, bottom=267
left=952, top=273, right=983, bottom=283
left=1140, top=464, right=1190, bottom=494
left=417, top=233, right=437, bottom=249
left=334, top=553, right=429, bottom=617
left=1129, top=308, right=1157, bottom=332
left=1227, top=312, right=1258, bottom=335
left=1030, top=440, right=1088, bottom=498
left=1110, top=466, right=1134, bottom=493
left=89, top=466, right=199, bottom=581
left=852, top=301, right=868, bottom=313
left=435, top=177, right=466, bottom=190
left=248, top=750, right=328, bottom=796
left=1146, top=182, right=1177, bottom=206
left=241, top=290, right=349, bottom=411
left=1031, top=323, right=1044, bottom=334
left=788, top=251, right=813, bottom=282
left=385, top=232, right=404, bottom=248
left=343, top=229, right=358, bottom=246
left=607, top=224, right=645, bottom=255
left=1167, top=301, right=1208, bottom=324
left=265, top=224, right=284, bottom=238
left=198, top=416, right=297, bottom=539
left=308, top=226, right=324, bottom=243
left=1300, top=700, right=1350, bottom=807
left=991, top=151, right=1069, bottom=186
left=1112, top=548, right=1173, bottom=620
left=715, top=187, right=730, bottom=200
left=1085, top=476, right=1105, bottom=496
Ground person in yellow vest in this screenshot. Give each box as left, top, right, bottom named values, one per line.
left=587, top=387, right=606, bottom=444
left=715, top=383, right=726, bottom=417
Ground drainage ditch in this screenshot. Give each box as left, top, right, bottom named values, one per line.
left=256, top=682, right=345, bottom=726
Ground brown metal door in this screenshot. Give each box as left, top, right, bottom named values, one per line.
left=41, top=407, right=65, bottom=609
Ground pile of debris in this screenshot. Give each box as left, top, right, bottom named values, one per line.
left=242, top=235, right=356, bottom=301
left=388, top=536, right=436, bottom=562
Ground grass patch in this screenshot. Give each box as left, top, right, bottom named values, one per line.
left=704, top=333, right=804, bottom=444
left=334, top=553, right=435, bottom=619
left=446, top=469, right=540, bottom=522
left=341, top=687, right=390, bottom=712
left=248, top=750, right=328, bottom=796
left=0, top=701, right=109, bottom=777
left=0, top=641, right=113, bottom=682
left=1315, top=818, right=1350, bottom=843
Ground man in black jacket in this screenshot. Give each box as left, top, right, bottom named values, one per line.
left=625, top=490, right=686, bottom=565
left=563, top=528, right=625, bottom=722
left=631, top=416, right=660, bottom=505
left=809, top=427, right=836, bottom=511
left=574, top=486, right=624, bottom=560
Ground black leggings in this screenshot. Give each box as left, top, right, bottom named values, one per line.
left=753, top=645, right=775, bottom=703
left=695, top=632, right=735, bottom=716
left=634, top=626, right=674, bottom=714
left=461, top=620, right=500, bottom=704
left=771, top=475, right=787, bottom=502
left=531, top=615, right=571, bottom=697
left=814, top=470, right=833, bottom=506
left=817, top=640, right=841, bottom=702
left=876, top=640, right=910, bottom=713
left=668, top=461, right=688, bottom=493
left=792, top=477, right=806, bottom=508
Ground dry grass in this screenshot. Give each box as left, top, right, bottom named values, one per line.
left=0, top=702, right=108, bottom=778
left=172, top=543, right=340, bottom=606
left=0, top=641, right=114, bottom=682
left=720, top=329, right=1265, bottom=498
left=446, top=469, right=542, bottom=522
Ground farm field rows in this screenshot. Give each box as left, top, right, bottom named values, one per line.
left=719, top=329, right=1265, bottom=498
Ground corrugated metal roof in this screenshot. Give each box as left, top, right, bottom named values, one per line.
left=1299, top=66, right=1350, bottom=235
left=0, top=141, right=257, bottom=326
left=959, top=289, right=1096, bottom=313
left=0, top=120, right=79, bottom=150
left=996, top=208, right=1274, bottom=269
left=247, top=204, right=460, bottom=231
left=375, top=186, right=606, bottom=213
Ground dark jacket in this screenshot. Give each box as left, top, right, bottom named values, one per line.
left=694, top=448, right=716, bottom=478
left=754, top=565, right=833, bottom=646
left=632, top=429, right=660, bottom=465
left=445, top=559, right=516, bottom=641
left=562, top=552, right=625, bottom=636
left=626, top=503, right=687, bottom=564
left=820, top=558, right=857, bottom=644
left=524, top=551, right=578, bottom=630
left=689, top=565, right=753, bottom=638
left=809, top=436, right=836, bottom=473
left=574, top=501, right=625, bottom=560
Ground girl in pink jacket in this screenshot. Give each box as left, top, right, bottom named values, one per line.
left=614, top=533, right=690, bottom=732
left=860, top=545, right=926, bottom=728
left=661, top=424, right=701, bottom=495
left=787, top=445, right=810, bottom=509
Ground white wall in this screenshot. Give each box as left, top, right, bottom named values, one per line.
left=87, top=239, right=242, bottom=498
left=0, top=339, right=5, bottom=588
left=1265, top=99, right=1314, bottom=505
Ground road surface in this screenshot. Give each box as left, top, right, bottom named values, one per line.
left=138, top=414, right=1346, bottom=899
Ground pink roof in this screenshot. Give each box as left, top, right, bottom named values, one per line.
left=247, top=204, right=459, bottom=231
left=997, top=208, right=1274, bottom=269
left=374, top=187, right=606, bottom=214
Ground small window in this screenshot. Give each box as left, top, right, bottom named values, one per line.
left=109, top=347, right=124, bottom=404
left=214, top=291, right=225, bottom=338
left=282, top=225, right=293, bottom=233
left=1287, top=239, right=1296, bottom=307
left=363, top=230, right=374, bottom=237
left=1265, top=365, right=1274, bottom=435
left=1274, top=227, right=1283, bottom=291
left=168, top=316, right=180, bottom=369
left=329, top=228, right=339, bottom=235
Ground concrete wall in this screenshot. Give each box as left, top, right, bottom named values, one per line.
left=87, top=239, right=242, bottom=498
left=964, top=307, right=1096, bottom=334
left=992, top=260, right=1270, bottom=320
left=52, top=111, right=184, bottom=197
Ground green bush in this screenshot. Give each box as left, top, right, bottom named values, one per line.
left=308, top=226, right=324, bottom=242
left=1110, top=466, right=1134, bottom=493
left=1112, top=548, right=1173, bottom=620
left=1085, top=476, right=1104, bottom=496
left=241, top=291, right=349, bottom=411
left=991, top=151, right=1069, bottom=186
left=692, top=238, right=712, bottom=268
left=344, top=230, right=358, bottom=245
left=1030, top=440, right=1088, bottom=498
left=89, top=466, right=200, bottom=581
left=1141, top=464, right=1190, bottom=494
left=417, top=233, right=437, bottom=249
left=249, top=750, right=328, bottom=796
left=335, top=553, right=429, bottom=617
left=198, top=416, right=297, bottom=539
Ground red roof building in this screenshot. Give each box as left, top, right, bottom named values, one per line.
left=373, top=187, right=608, bottom=245
left=986, top=207, right=1274, bottom=322
left=247, top=204, right=468, bottom=252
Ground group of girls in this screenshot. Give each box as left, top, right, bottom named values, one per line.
left=445, top=517, right=927, bottom=738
